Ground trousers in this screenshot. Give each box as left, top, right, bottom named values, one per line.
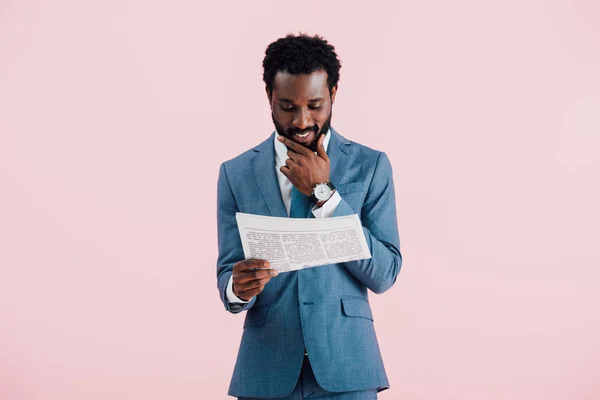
left=238, top=355, right=378, bottom=399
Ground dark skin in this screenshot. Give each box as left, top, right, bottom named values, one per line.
left=232, top=259, right=278, bottom=301
left=233, top=70, right=338, bottom=301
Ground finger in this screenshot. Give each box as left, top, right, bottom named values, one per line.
left=277, top=135, right=311, bottom=155
left=236, top=259, right=270, bottom=271
left=238, top=286, right=265, bottom=299
left=235, top=268, right=278, bottom=284
left=232, top=281, right=252, bottom=301
left=237, top=279, right=274, bottom=298
left=244, top=268, right=278, bottom=280
left=316, top=133, right=328, bottom=160
left=286, top=149, right=299, bottom=161
left=233, top=290, right=253, bottom=302
left=280, top=165, right=291, bottom=179
left=251, top=259, right=270, bottom=268
left=287, top=151, right=307, bottom=165
left=285, top=157, right=296, bottom=168
left=241, top=276, right=273, bottom=291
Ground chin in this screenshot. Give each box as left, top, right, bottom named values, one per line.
left=307, top=133, right=325, bottom=151
left=285, top=135, right=315, bottom=149
left=294, top=137, right=318, bottom=151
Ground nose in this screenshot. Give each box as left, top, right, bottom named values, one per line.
left=292, top=108, right=312, bottom=131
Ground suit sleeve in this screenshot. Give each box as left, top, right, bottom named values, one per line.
left=331, top=152, right=402, bottom=294
left=216, top=162, right=257, bottom=313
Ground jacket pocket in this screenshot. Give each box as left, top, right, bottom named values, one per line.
left=341, top=297, right=374, bottom=321
left=243, top=307, right=270, bottom=328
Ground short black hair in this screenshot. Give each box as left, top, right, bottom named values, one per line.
left=263, top=33, right=341, bottom=95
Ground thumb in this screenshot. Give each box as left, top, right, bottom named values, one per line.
left=316, top=133, right=327, bottom=159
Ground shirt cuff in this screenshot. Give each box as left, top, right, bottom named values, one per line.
left=311, top=190, right=342, bottom=218
left=226, top=274, right=251, bottom=303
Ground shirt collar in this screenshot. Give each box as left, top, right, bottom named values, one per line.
left=274, top=129, right=332, bottom=163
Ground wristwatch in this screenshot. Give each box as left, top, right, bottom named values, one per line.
left=310, top=182, right=336, bottom=203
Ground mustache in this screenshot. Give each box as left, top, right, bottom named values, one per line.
left=286, top=125, right=319, bottom=136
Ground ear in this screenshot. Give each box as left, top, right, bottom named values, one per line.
left=265, top=85, right=272, bottom=105
left=330, top=85, right=338, bottom=104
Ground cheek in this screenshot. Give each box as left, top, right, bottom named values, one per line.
left=313, top=110, right=329, bottom=125
left=273, top=110, right=291, bottom=126
left=276, top=108, right=292, bottom=119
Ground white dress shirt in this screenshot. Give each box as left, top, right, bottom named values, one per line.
left=226, top=129, right=342, bottom=304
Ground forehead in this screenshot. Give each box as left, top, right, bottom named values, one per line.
left=272, top=70, right=329, bottom=101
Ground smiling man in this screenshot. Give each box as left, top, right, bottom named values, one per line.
left=216, top=34, right=402, bottom=399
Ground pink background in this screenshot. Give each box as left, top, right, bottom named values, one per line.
left=1, top=1, right=599, bottom=399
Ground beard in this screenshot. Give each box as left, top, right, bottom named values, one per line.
left=271, top=109, right=332, bottom=152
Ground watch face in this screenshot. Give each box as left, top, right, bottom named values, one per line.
left=314, top=184, right=333, bottom=201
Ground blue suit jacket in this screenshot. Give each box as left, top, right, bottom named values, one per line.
left=216, top=127, right=402, bottom=398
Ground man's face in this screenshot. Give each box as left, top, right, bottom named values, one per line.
left=268, top=69, right=337, bottom=152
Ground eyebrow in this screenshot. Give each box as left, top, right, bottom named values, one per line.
left=279, top=97, right=324, bottom=103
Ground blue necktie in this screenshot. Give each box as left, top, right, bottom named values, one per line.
left=290, top=186, right=312, bottom=358
left=289, top=186, right=311, bottom=218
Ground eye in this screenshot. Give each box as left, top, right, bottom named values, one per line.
left=309, top=104, right=322, bottom=110
left=280, top=105, right=294, bottom=112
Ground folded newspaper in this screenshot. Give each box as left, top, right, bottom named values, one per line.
left=235, top=212, right=372, bottom=273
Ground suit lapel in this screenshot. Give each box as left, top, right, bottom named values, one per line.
left=252, top=133, right=288, bottom=218
left=328, top=127, right=352, bottom=187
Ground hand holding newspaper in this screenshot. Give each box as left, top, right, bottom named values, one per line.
left=235, top=212, right=372, bottom=273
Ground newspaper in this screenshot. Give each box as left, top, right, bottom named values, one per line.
left=235, top=212, right=372, bottom=273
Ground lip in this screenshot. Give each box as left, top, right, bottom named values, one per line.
left=291, top=130, right=315, bottom=144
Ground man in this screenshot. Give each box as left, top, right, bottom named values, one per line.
left=216, top=33, right=402, bottom=399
